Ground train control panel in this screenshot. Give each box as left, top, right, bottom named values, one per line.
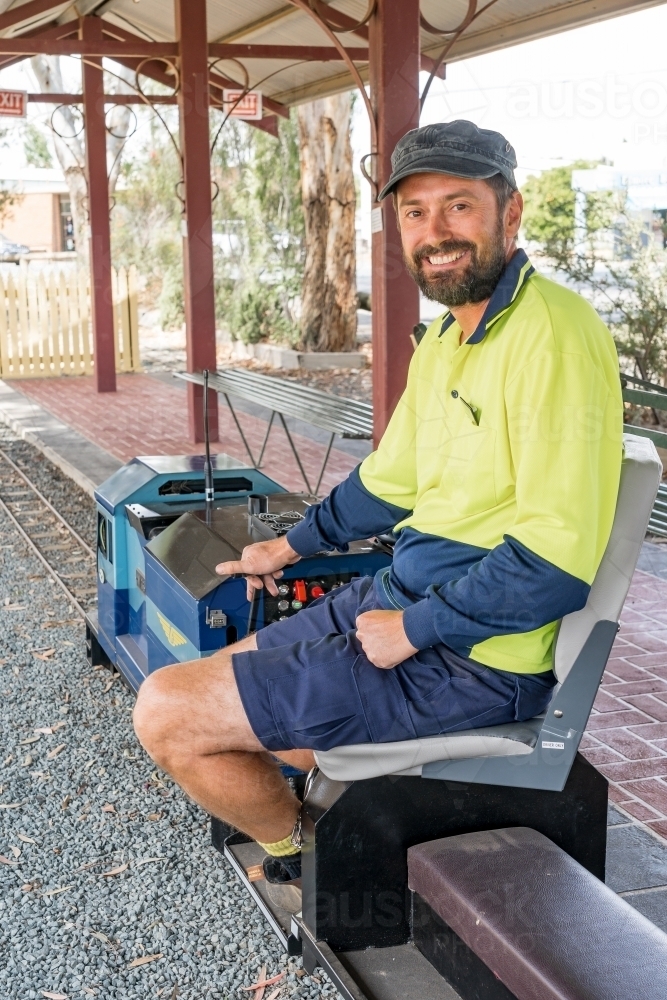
left=86, top=454, right=392, bottom=692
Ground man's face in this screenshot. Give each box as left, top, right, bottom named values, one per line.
left=395, top=173, right=523, bottom=307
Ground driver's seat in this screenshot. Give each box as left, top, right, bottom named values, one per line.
left=314, top=434, right=661, bottom=792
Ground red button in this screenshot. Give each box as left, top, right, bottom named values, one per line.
left=294, top=579, right=307, bottom=603
left=310, top=585, right=325, bottom=599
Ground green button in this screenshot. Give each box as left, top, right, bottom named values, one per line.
left=291, top=600, right=303, bottom=610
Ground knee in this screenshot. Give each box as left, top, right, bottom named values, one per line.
left=133, top=669, right=178, bottom=764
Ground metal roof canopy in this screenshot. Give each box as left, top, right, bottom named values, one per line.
left=0, top=0, right=662, bottom=446
left=0, top=0, right=664, bottom=107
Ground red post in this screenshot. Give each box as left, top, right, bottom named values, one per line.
left=369, top=0, right=421, bottom=443
left=81, top=16, right=115, bottom=392
left=175, top=0, right=218, bottom=443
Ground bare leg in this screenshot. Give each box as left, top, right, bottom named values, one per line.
left=273, top=749, right=316, bottom=772
left=133, top=635, right=300, bottom=845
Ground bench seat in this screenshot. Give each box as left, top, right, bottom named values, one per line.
left=312, top=717, right=542, bottom=781
left=408, top=827, right=667, bottom=1000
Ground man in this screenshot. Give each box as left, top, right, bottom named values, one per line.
left=133, top=120, right=623, bottom=885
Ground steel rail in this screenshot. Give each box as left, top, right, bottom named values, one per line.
left=0, top=496, right=88, bottom=620
left=0, top=446, right=97, bottom=619
left=0, top=447, right=95, bottom=559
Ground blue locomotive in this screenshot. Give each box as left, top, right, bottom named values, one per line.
left=85, top=453, right=392, bottom=692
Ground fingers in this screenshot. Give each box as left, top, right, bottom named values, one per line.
left=216, top=559, right=244, bottom=576
left=245, top=573, right=282, bottom=599
left=246, top=576, right=263, bottom=601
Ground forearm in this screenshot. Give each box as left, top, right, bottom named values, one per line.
left=402, top=535, right=590, bottom=654
left=287, top=465, right=411, bottom=557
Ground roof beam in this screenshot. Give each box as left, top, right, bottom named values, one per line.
left=100, top=20, right=292, bottom=120
left=0, top=0, right=67, bottom=34
left=306, top=0, right=444, bottom=78
left=208, top=66, right=290, bottom=118
left=0, top=16, right=76, bottom=70
left=112, top=55, right=281, bottom=135
left=0, top=37, right=178, bottom=55
left=423, top=0, right=667, bottom=66
left=208, top=43, right=368, bottom=61
left=27, top=91, right=178, bottom=103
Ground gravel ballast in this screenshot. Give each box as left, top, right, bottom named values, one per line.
left=0, top=435, right=339, bottom=1000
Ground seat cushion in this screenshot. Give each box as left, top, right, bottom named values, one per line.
left=408, top=827, right=667, bottom=1000
left=314, top=718, right=541, bottom=781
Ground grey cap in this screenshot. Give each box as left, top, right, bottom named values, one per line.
left=378, top=119, right=517, bottom=200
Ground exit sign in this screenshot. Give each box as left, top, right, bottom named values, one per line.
left=0, top=90, right=27, bottom=117
left=222, top=89, right=263, bottom=120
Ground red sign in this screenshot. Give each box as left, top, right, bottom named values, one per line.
left=0, top=90, right=27, bottom=118
left=222, top=89, right=263, bottom=121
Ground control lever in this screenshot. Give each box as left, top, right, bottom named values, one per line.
left=203, top=368, right=214, bottom=523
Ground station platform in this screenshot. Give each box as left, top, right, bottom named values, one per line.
left=0, top=372, right=361, bottom=497
left=3, top=372, right=667, bottom=873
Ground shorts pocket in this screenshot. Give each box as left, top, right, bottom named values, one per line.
left=352, top=655, right=418, bottom=744
left=291, top=715, right=361, bottom=749
left=407, top=674, right=517, bottom=738
left=267, top=658, right=369, bottom=751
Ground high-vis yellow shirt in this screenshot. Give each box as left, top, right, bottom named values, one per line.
left=287, top=250, right=624, bottom=675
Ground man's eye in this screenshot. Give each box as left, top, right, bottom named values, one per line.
left=452, top=203, right=468, bottom=212
left=406, top=210, right=422, bottom=218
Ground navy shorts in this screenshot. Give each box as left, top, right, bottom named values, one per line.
left=232, top=577, right=556, bottom=753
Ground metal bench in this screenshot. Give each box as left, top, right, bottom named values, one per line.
left=176, top=369, right=373, bottom=494
left=621, top=374, right=667, bottom=537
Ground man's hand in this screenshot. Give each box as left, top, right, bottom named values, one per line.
left=355, top=610, right=419, bottom=669
left=216, top=537, right=301, bottom=599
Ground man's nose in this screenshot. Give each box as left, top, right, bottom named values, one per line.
left=423, top=213, right=455, bottom=249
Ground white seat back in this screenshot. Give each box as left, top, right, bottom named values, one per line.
left=553, top=434, right=662, bottom=682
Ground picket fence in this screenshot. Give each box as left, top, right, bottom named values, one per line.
left=0, top=265, right=140, bottom=379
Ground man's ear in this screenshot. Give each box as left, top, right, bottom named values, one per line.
left=506, top=190, right=523, bottom=239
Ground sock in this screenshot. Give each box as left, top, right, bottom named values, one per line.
left=257, top=833, right=300, bottom=858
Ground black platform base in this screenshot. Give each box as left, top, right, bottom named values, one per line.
left=302, top=753, right=608, bottom=953
left=211, top=753, right=607, bottom=1000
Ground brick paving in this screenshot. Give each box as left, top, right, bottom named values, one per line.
left=11, top=373, right=357, bottom=495
left=9, top=373, right=667, bottom=843
left=583, top=570, right=667, bottom=840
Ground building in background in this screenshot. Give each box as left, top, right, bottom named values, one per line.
left=572, top=166, right=667, bottom=252
left=0, top=166, right=74, bottom=256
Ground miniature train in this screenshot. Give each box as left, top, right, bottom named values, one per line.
left=82, top=439, right=667, bottom=1000
left=85, top=453, right=392, bottom=691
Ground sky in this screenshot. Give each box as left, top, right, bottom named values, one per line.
left=353, top=2, right=667, bottom=228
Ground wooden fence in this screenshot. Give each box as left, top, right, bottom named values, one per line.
left=0, top=265, right=140, bottom=379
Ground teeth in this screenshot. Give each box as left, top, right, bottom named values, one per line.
left=427, top=250, right=467, bottom=265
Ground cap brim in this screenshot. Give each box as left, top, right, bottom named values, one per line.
left=378, top=156, right=505, bottom=201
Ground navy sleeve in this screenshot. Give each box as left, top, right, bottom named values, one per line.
left=402, top=535, right=590, bottom=653
left=286, top=466, right=412, bottom=557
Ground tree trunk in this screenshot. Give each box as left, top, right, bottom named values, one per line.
left=298, top=93, right=356, bottom=352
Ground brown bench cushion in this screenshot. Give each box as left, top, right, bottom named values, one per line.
left=408, top=827, right=667, bottom=1000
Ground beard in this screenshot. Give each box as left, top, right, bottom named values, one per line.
left=404, top=217, right=508, bottom=307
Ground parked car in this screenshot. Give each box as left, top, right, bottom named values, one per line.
left=0, top=233, right=30, bottom=262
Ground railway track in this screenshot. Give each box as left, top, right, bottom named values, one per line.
left=0, top=445, right=96, bottom=620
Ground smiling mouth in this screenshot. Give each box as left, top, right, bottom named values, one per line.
left=426, top=249, right=469, bottom=266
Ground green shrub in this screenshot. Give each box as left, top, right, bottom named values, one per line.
left=229, top=283, right=297, bottom=345
left=159, top=265, right=185, bottom=331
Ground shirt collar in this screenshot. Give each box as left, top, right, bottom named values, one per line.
left=438, top=248, right=535, bottom=345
